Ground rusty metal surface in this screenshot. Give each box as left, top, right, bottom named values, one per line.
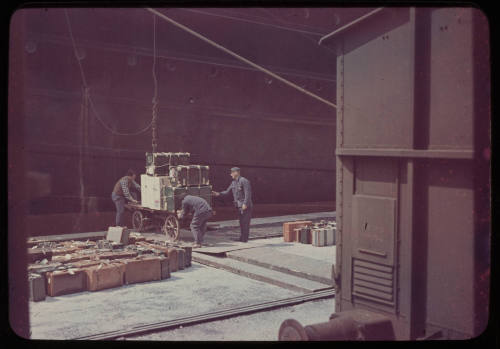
left=331, top=7, right=490, bottom=340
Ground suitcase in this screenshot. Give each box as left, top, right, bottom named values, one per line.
left=29, top=273, right=46, bottom=302
left=326, top=226, right=336, bottom=245
left=106, top=226, right=130, bottom=245
left=298, top=227, right=310, bottom=244
left=47, top=269, right=86, bottom=296
left=178, top=246, right=192, bottom=267
left=283, top=221, right=312, bottom=242
left=164, top=186, right=188, bottom=212
left=146, top=152, right=191, bottom=175
left=123, top=257, right=162, bottom=284
left=84, top=262, right=125, bottom=291
left=159, top=256, right=171, bottom=279
left=176, top=165, right=210, bottom=187
left=27, top=248, right=53, bottom=263
left=97, top=250, right=138, bottom=261
left=198, top=185, right=213, bottom=208
left=312, top=228, right=325, bottom=247
left=166, top=248, right=179, bottom=272
left=176, top=248, right=185, bottom=270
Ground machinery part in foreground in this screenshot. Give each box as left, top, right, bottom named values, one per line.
left=278, top=309, right=395, bottom=341
left=132, top=210, right=144, bottom=232
left=162, top=214, right=180, bottom=241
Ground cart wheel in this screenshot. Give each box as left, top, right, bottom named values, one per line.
left=162, top=214, right=180, bottom=241
left=132, top=210, right=144, bottom=232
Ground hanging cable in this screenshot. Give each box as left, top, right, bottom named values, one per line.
left=64, top=9, right=153, bottom=136
left=146, top=8, right=338, bottom=110
left=151, top=13, right=159, bottom=153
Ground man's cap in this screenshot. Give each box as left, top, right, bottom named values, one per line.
left=230, top=167, right=241, bottom=172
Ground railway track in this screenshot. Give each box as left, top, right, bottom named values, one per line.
left=73, top=288, right=335, bottom=340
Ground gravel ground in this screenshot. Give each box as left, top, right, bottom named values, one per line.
left=29, top=262, right=300, bottom=340
left=129, top=298, right=336, bottom=341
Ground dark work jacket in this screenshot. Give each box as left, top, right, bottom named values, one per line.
left=179, top=195, right=212, bottom=219
left=220, top=176, right=253, bottom=208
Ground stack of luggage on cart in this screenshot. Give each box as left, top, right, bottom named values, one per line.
left=141, top=152, right=212, bottom=212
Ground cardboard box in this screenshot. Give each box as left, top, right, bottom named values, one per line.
left=84, top=262, right=125, bottom=291
left=123, top=257, right=162, bottom=284
left=47, top=269, right=86, bottom=296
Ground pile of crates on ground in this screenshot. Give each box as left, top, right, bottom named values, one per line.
left=141, top=152, right=212, bottom=211
left=283, top=220, right=336, bottom=247
left=27, top=227, right=193, bottom=302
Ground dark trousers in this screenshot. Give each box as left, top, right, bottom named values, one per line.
left=111, top=192, right=125, bottom=226
left=190, top=210, right=213, bottom=244
left=238, top=207, right=252, bottom=242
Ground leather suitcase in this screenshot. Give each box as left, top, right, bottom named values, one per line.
left=27, top=248, right=53, bottom=263
left=200, top=166, right=210, bottom=186
left=166, top=248, right=179, bottom=272
left=123, top=257, right=162, bottom=284
left=284, top=227, right=298, bottom=242
left=84, top=262, right=125, bottom=291
left=52, top=254, right=91, bottom=264
left=165, top=186, right=188, bottom=212
left=312, top=228, right=326, bottom=247
left=176, top=248, right=185, bottom=270
left=29, top=273, right=46, bottom=302
left=97, top=250, right=138, bottom=261
left=159, top=256, right=171, bottom=279
left=146, top=152, right=190, bottom=175
left=298, top=227, right=310, bottom=244
left=47, top=269, right=86, bottom=296
left=283, top=221, right=312, bottom=242
left=179, top=246, right=192, bottom=267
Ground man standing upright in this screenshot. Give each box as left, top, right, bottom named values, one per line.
left=212, top=167, right=253, bottom=242
left=111, top=169, right=140, bottom=227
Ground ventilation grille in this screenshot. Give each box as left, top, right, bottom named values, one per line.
left=352, top=259, right=394, bottom=305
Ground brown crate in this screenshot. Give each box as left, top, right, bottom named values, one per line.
left=123, top=257, right=161, bottom=284
left=84, top=262, right=125, bottom=291
left=46, top=269, right=86, bottom=296
left=166, top=248, right=178, bottom=272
